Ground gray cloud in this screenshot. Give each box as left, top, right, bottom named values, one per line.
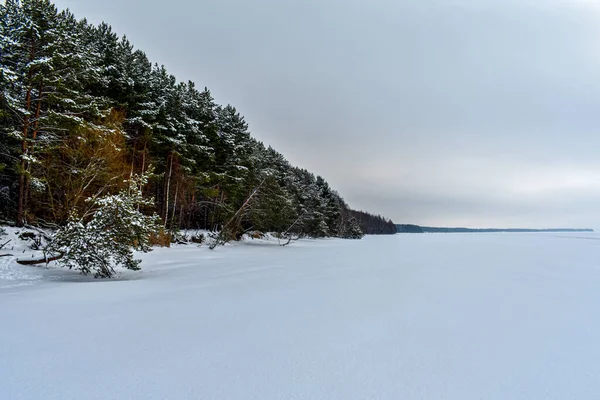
left=54, top=0, right=600, bottom=228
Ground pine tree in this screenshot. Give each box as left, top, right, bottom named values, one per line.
left=0, top=0, right=23, bottom=217
left=341, top=217, right=364, bottom=239
left=1, top=1, right=110, bottom=225
left=46, top=171, right=160, bottom=278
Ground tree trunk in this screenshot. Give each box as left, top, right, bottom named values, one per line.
left=163, top=153, right=173, bottom=229
left=16, top=86, right=33, bottom=227
left=17, top=252, right=63, bottom=265
left=137, top=142, right=147, bottom=212
left=171, top=181, right=178, bottom=229
left=16, top=38, right=37, bottom=227
left=22, top=85, right=43, bottom=221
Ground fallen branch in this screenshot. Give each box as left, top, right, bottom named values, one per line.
left=23, top=224, right=53, bottom=242
left=16, top=252, right=63, bottom=265
left=280, top=236, right=301, bottom=247
left=282, top=213, right=305, bottom=237
left=0, top=254, right=13, bottom=257
left=278, top=214, right=305, bottom=247
left=209, top=178, right=266, bottom=250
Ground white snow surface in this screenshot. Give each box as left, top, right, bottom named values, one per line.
left=2, top=232, right=600, bottom=399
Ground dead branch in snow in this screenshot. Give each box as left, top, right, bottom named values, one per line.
left=16, top=252, right=63, bottom=265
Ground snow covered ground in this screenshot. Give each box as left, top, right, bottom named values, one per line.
left=2, top=232, right=600, bottom=399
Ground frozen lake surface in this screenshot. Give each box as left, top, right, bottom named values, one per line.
left=2, top=233, right=600, bottom=399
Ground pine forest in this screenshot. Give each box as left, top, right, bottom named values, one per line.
left=0, top=0, right=396, bottom=248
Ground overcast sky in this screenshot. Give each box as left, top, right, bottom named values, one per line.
left=53, top=0, right=600, bottom=228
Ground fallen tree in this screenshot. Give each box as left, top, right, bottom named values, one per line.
left=16, top=252, right=63, bottom=265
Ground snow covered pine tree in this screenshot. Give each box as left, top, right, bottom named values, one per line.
left=45, top=171, right=160, bottom=278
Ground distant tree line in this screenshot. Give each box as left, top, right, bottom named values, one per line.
left=348, top=210, right=396, bottom=235
left=0, top=0, right=393, bottom=241
left=395, top=225, right=593, bottom=233
left=396, top=224, right=423, bottom=233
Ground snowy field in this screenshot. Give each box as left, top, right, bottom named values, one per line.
left=2, top=232, right=600, bottom=399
